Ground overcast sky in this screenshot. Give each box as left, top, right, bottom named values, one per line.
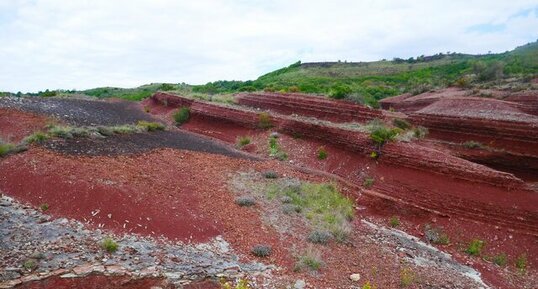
left=0, top=0, right=537, bottom=92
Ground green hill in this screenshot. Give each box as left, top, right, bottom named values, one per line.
left=193, top=41, right=538, bottom=107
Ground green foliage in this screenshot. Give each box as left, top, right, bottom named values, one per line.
left=221, top=279, right=250, bottom=289
left=39, top=203, right=49, bottom=211
left=268, top=136, right=287, bottom=160
left=328, top=84, right=352, bottom=99
left=48, top=125, right=74, bottom=139
left=258, top=112, right=273, bottom=129
left=370, top=126, right=399, bottom=146
left=295, top=246, right=323, bottom=272
left=363, top=178, right=375, bottom=188
left=389, top=216, right=400, bottom=228
left=317, top=146, right=328, bottom=160
left=173, top=107, right=190, bottom=125
left=236, top=136, right=251, bottom=147
left=111, top=125, right=141, bottom=134
left=268, top=181, right=354, bottom=241
left=159, top=83, right=175, bottom=91
left=393, top=118, right=411, bottom=130
left=101, top=237, right=119, bottom=253
left=39, top=89, right=57, bottom=97
left=23, top=132, right=49, bottom=144
left=22, top=259, right=38, bottom=271
left=466, top=239, right=485, bottom=256
left=0, top=143, right=16, bottom=157
left=493, top=253, right=508, bottom=267
left=251, top=245, right=272, bottom=257
left=136, top=121, right=165, bottom=131
left=400, top=268, right=415, bottom=287
left=516, top=254, right=528, bottom=272
left=362, top=282, right=373, bottom=289
left=473, top=61, right=504, bottom=81
left=413, top=126, right=428, bottom=139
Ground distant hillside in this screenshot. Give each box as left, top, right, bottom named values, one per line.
left=193, top=41, right=538, bottom=107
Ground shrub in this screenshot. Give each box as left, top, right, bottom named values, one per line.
left=413, top=126, right=428, bottom=139
left=39, top=203, right=49, bottom=211
left=137, top=121, right=165, bottom=131
left=400, top=267, right=415, bottom=287
left=258, top=112, right=273, bottom=129
left=101, top=237, right=119, bottom=253
left=236, top=136, right=251, bottom=147
left=268, top=136, right=287, bottom=160
left=282, top=204, right=302, bottom=214
left=329, top=84, right=352, bottom=99
left=235, top=196, right=256, bottom=207
left=516, top=254, right=527, bottom=272
left=466, top=239, right=485, bottom=256
left=389, top=216, right=400, bottom=228
left=23, top=132, right=49, bottom=144
left=0, top=143, right=15, bottom=157
left=22, top=259, right=38, bottom=271
left=462, top=141, right=483, bottom=149
left=97, top=126, right=114, bottom=136
left=424, top=225, right=450, bottom=245
left=393, top=118, right=411, bottom=130
left=295, top=246, right=323, bottom=271
left=317, top=146, right=328, bottom=160
left=363, top=178, right=374, bottom=188
left=48, top=126, right=73, bottom=139
left=493, top=253, right=507, bottom=267
left=288, top=86, right=300, bottom=92
left=251, top=245, right=272, bottom=257
left=370, top=126, right=399, bottom=146
left=111, top=125, right=140, bottom=134
left=173, top=107, right=190, bottom=125
left=307, top=230, right=332, bottom=245
left=262, top=170, right=279, bottom=179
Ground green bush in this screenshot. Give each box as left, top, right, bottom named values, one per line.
left=258, top=112, right=273, bottom=129
left=23, top=132, right=49, bottom=144
left=137, top=121, right=165, bottom=131
left=493, top=253, right=508, bottom=267
left=363, top=178, right=375, bottom=188
left=317, top=146, right=328, bottom=160
left=48, top=126, right=74, bottom=139
left=466, top=239, right=485, bottom=256
left=413, top=126, right=428, bottom=139
left=393, top=118, right=411, bottom=130
left=295, top=246, right=323, bottom=271
left=251, top=245, right=272, bottom=257
left=111, top=125, right=140, bottom=134
left=236, top=136, right=251, bottom=147
left=22, top=259, right=38, bottom=271
left=173, top=107, right=190, bottom=125
left=329, top=84, right=352, bottom=99
left=389, top=216, right=400, bottom=228
left=39, top=203, right=49, bottom=211
left=516, top=254, right=527, bottom=272
left=101, top=237, right=119, bottom=253
left=0, top=143, right=15, bottom=157
left=370, top=126, right=399, bottom=146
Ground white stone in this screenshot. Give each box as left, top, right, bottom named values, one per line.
left=350, top=273, right=361, bottom=282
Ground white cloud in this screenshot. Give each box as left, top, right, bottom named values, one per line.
left=0, top=0, right=536, bottom=92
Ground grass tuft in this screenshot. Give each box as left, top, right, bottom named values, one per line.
left=137, top=121, right=165, bottom=131
left=251, top=245, right=272, bottom=257
left=173, top=107, right=190, bottom=125
left=466, top=239, right=485, bottom=256
left=101, top=237, right=119, bottom=253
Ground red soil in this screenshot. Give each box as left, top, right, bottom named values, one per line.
left=0, top=108, right=50, bottom=143
left=13, top=275, right=170, bottom=289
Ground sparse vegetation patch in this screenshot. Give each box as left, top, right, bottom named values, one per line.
left=101, top=237, right=119, bottom=253
left=466, top=239, right=485, bottom=256
left=251, top=245, right=272, bottom=257
left=173, top=107, right=190, bottom=125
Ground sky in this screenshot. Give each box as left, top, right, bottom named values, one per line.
left=0, top=0, right=537, bottom=92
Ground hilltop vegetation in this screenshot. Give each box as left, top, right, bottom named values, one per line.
left=193, top=41, right=538, bottom=107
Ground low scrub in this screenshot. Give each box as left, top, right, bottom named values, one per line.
left=363, top=177, right=375, bottom=188
left=393, top=118, right=411, bottom=130
left=424, top=225, right=450, bottom=245
left=268, top=136, right=288, bottom=161
left=173, top=107, right=190, bottom=125
left=317, top=146, right=328, bottom=160
left=307, top=230, right=332, bottom=245
left=389, top=216, right=400, bottom=228
left=493, top=253, right=508, bottom=267
left=294, top=246, right=323, bottom=272
left=262, top=170, right=279, bottom=179
left=0, top=143, right=16, bottom=157
left=462, top=140, right=484, bottom=149
left=101, top=237, right=119, bottom=253
left=516, top=254, right=527, bottom=272
left=258, top=112, right=273, bottom=129
left=370, top=126, right=399, bottom=146
left=236, top=136, right=251, bottom=148
left=466, top=239, right=485, bottom=256
left=23, top=132, right=49, bottom=144
left=267, top=181, right=354, bottom=242
left=235, top=196, right=256, bottom=207
left=136, top=121, right=165, bottom=131
left=251, top=245, right=272, bottom=257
